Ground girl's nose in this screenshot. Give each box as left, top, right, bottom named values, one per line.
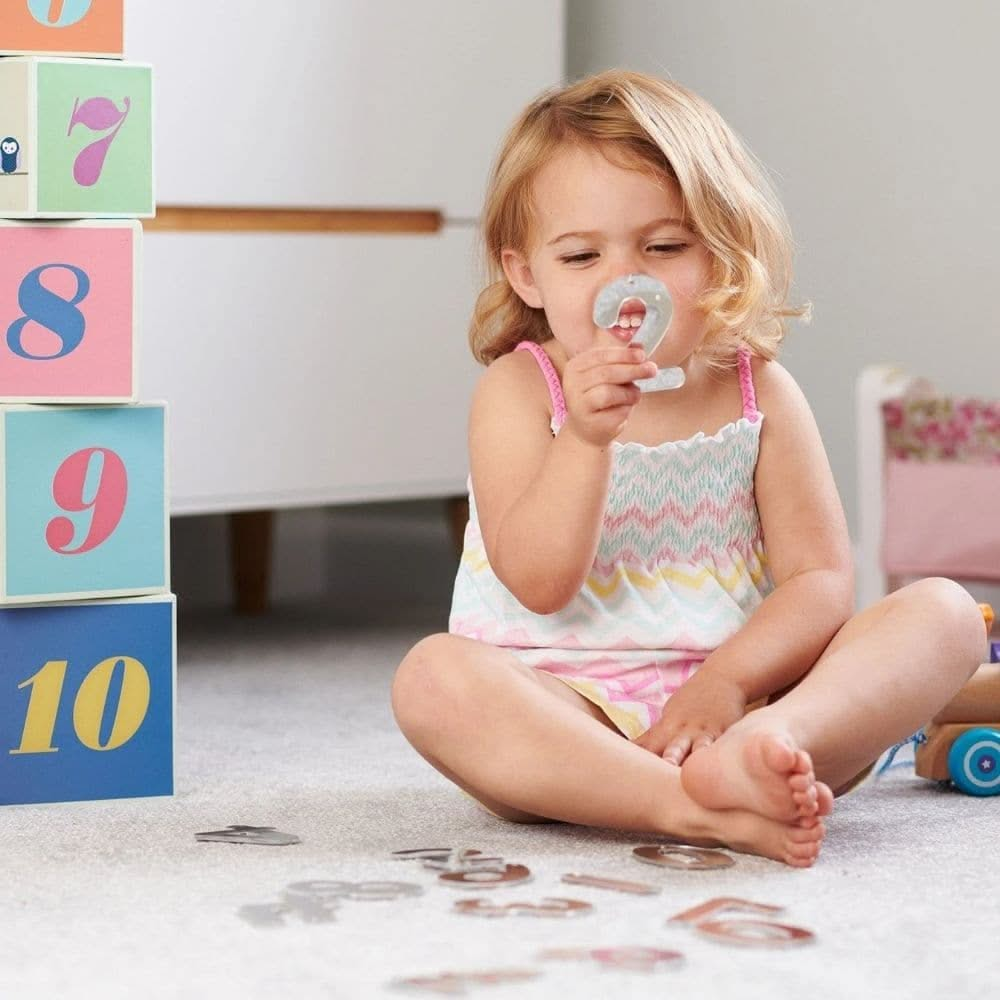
left=606, top=252, right=651, bottom=282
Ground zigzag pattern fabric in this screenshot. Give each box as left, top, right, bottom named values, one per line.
left=448, top=343, right=774, bottom=739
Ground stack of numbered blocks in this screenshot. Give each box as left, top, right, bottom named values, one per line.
left=0, top=2, right=174, bottom=806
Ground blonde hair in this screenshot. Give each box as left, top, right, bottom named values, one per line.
left=469, top=68, right=811, bottom=371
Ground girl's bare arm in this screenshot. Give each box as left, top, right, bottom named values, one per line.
left=469, top=346, right=653, bottom=614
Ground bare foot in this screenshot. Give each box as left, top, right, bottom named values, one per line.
left=669, top=802, right=826, bottom=868
left=657, top=761, right=828, bottom=868
left=795, top=769, right=835, bottom=818
left=680, top=727, right=826, bottom=822
left=705, top=808, right=826, bottom=868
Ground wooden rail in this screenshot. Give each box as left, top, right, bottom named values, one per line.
left=142, top=206, right=444, bottom=234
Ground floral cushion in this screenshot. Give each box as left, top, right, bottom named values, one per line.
left=882, top=398, right=1000, bottom=463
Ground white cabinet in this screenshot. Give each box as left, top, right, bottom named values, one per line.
left=126, top=0, right=565, bottom=218
left=125, top=1, right=565, bottom=520
left=139, top=226, right=483, bottom=513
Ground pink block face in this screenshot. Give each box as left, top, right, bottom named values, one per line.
left=0, top=222, right=136, bottom=400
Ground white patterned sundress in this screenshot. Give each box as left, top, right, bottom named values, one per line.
left=448, top=340, right=774, bottom=740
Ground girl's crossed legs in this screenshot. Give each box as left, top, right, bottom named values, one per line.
left=391, top=634, right=826, bottom=868
left=392, top=578, right=985, bottom=867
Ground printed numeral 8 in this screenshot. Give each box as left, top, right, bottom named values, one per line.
left=7, top=263, right=90, bottom=361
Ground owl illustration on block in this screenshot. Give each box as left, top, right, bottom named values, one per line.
left=1, top=137, right=20, bottom=174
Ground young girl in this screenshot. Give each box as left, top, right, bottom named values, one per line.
left=390, top=69, right=986, bottom=867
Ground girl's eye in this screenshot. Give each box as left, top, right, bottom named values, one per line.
left=561, top=244, right=687, bottom=264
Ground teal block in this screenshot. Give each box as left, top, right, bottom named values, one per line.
left=0, top=594, right=175, bottom=806
left=1, top=402, right=169, bottom=604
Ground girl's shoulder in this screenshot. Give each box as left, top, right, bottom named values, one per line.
left=469, top=342, right=555, bottom=433
left=744, top=354, right=803, bottom=417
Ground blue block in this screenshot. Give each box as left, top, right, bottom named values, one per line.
left=991, top=641, right=1000, bottom=665
left=0, top=594, right=174, bottom=805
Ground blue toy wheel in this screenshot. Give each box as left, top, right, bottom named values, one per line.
left=947, top=728, right=1000, bottom=796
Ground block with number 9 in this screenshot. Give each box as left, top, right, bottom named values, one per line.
left=0, top=594, right=174, bottom=805
left=0, top=402, right=168, bottom=604
left=0, top=56, right=152, bottom=218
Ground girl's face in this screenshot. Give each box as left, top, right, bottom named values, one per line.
left=502, top=144, right=714, bottom=371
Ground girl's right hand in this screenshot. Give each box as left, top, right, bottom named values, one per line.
left=561, top=345, right=658, bottom=448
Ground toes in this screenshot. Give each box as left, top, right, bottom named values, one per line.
left=785, top=822, right=825, bottom=866
left=784, top=840, right=821, bottom=866
left=815, top=782, right=835, bottom=817
left=789, top=819, right=826, bottom=842
left=793, top=791, right=819, bottom=818
left=789, top=772, right=815, bottom=793
left=785, top=839, right=822, bottom=866
left=788, top=837, right=822, bottom=858
left=792, top=749, right=813, bottom=776
left=759, top=734, right=797, bottom=775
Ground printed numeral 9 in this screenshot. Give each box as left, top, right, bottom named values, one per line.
left=46, top=446, right=127, bottom=555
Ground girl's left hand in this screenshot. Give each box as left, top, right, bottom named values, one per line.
left=631, top=669, right=748, bottom=765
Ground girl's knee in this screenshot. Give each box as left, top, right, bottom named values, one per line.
left=391, top=633, right=468, bottom=732
left=905, top=577, right=987, bottom=661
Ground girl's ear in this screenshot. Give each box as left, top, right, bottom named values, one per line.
left=501, top=248, right=544, bottom=309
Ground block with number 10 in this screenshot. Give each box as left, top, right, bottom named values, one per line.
left=0, top=402, right=168, bottom=604
left=0, top=56, right=152, bottom=218
left=0, top=594, right=174, bottom=806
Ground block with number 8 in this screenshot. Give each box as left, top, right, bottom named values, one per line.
left=0, top=220, right=140, bottom=402
left=0, top=56, right=152, bottom=218
left=0, top=401, right=168, bottom=604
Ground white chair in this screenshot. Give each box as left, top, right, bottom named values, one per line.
left=855, top=365, right=1000, bottom=610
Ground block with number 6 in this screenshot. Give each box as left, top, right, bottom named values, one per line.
left=0, top=402, right=168, bottom=604
left=0, top=593, right=174, bottom=806
left=0, top=220, right=140, bottom=402
left=0, top=0, right=124, bottom=59
left=0, top=56, right=152, bottom=218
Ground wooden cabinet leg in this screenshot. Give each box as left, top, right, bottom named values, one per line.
left=446, top=496, right=469, bottom=560
left=228, top=509, right=274, bottom=615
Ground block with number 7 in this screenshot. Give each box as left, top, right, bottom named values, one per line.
left=0, top=56, right=152, bottom=218
left=0, top=402, right=168, bottom=604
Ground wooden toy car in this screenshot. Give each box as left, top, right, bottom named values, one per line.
left=914, top=603, right=1000, bottom=795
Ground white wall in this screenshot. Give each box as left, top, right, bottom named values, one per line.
left=567, top=0, right=1000, bottom=610
left=568, top=0, right=999, bottom=531
left=179, top=2, right=1000, bottom=612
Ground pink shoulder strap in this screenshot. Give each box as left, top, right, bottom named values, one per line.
left=516, top=340, right=758, bottom=425
left=514, top=341, right=567, bottom=429
left=736, top=346, right=760, bottom=422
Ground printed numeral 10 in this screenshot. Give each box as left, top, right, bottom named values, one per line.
left=10, top=655, right=150, bottom=754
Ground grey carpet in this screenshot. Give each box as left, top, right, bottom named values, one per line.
left=2, top=597, right=999, bottom=999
